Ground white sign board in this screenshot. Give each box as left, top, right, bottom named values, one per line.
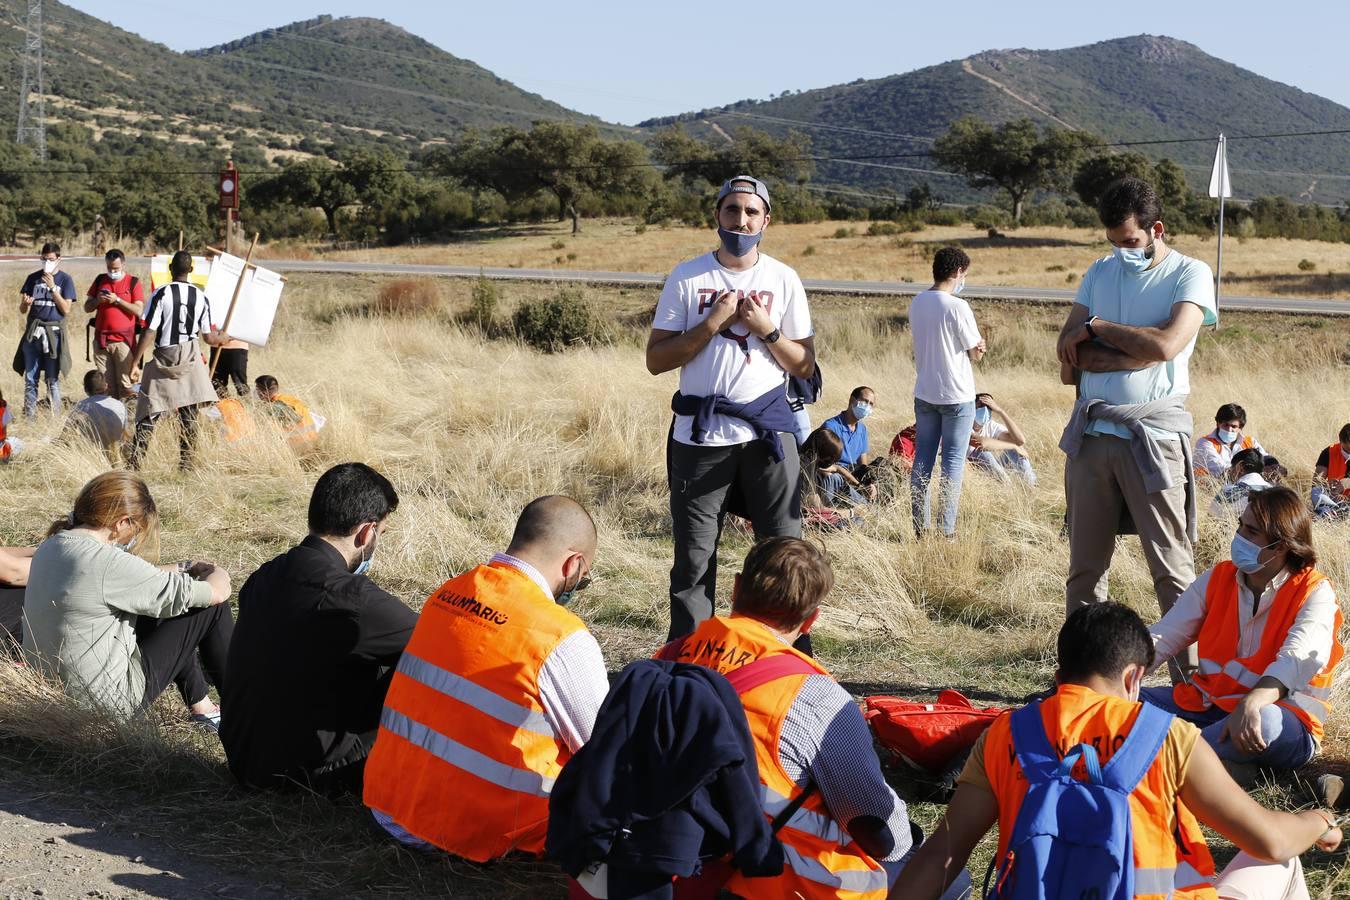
left=205, top=253, right=285, bottom=347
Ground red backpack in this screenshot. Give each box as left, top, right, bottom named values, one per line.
left=864, top=690, right=1006, bottom=773
left=888, top=425, right=917, bottom=471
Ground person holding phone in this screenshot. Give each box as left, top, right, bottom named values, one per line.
left=16, top=242, right=76, bottom=417
left=84, top=249, right=146, bottom=401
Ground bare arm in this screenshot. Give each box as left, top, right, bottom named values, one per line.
left=83, top=293, right=101, bottom=314
left=0, top=548, right=33, bottom=587
left=967, top=339, right=987, bottom=363
left=1075, top=343, right=1157, bottom=373
left=49, top=279, right=72, bottom=317
left=18, top=294, right=32, bottom=316
left=201, top=329, right=230, bottom=348
left=1180, top=736, right=1340, bottom=861
left=1089, top=302, right=1206, bottom=363
left=646, top=290, right=738, bottom=375
left=887, top=783, right=997, bottom=899
left=766, top=334, right=815, bottom=379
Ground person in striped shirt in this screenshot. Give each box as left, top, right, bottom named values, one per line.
left=127, top=252, right=231, bottom=470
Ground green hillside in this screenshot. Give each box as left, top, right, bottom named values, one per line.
left=641, top=35, right=1350, bottom=205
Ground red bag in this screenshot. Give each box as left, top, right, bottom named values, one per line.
left=864, top=690, right=1007, bottom=773
left=888, top=425, right=917, bottom=471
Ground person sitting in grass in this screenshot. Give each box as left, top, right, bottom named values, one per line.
left=1310, top=423, right=1350, bottom=519
left=821, top=385, right=883, bottom=500
left=64, top=370, right=128, bottom=460
left=1144, top=486, right=1341, bottom=777
left=0, top=385, right=20, bottom=461
left=806, top=425, right=869, bottom=509
left=891, top=601, right=1341, bottom=900
left=1208, top=447, right=1272, bottom=518
left=254, top=375, right=323, bottom=448
left=21, top=472, right=234, bottom=730
left=1194, top=402, right=1265, bottom=483
left=966, top=392, right=1036, bottom=485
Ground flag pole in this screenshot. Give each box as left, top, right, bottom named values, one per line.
left=1215, top=133, right=1227, bottom=319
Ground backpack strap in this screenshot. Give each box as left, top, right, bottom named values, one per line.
left=1008, top=702, right=1061, bottom=784
left=1101, top=701, right=1174, bottom=794
left=723, top=654, right=820, bottom=695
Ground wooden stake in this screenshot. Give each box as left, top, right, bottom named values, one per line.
left=208, top=232, right=259, bottom=379
left=177, top=230, right=184, bottom=252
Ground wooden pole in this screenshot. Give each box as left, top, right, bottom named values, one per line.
left=177, top=230, right=184, bottom=252
left=208, top=232, right=258, bottom=379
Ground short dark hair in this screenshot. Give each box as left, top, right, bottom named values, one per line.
left=932, top=246, right=970, bottom=282
left=307, top=463, right=399, bottom=537
left=255, top=375, right=279, bottom=392
left=40, top=241, right=61, bottom=257
left=1231, top=447, right=1264, bottom=476
left=169, top=250, right=193, bottom=278
left=83, top=370, right=108, bottom=395
left=1215, top=403, right=1246, bottom=427
left=1339, top=424, right=1350, bottom=445
left=849, top=385, right=874, bottom=402
left=105, top=249, right=125, bottom=264
left=733, top=537, right=833, bottom=631
left=1098, top=177, right=1162, bottom=231
left=1057, top=602, right=1155, bottom=683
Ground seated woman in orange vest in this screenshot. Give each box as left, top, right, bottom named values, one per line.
left=254, top=375, right=323, bottom=448
left=891, top=602, right=1342, bottom=900
left=1311, top=423, right=1350, bottom=519
left=661, top=537, right=970, bottom=899
left=1194, top=402, right=1265, bottom=481
left=1143, top=486, right=1342, bottom=773
left=362, top=495, right=608, bottom=862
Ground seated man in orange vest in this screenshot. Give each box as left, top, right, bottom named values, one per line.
left=1194, top=402, right=1265, bottom=481
left=1311, top=423, right=1350, bottom=519
left=254, top=374, right=322, bottom=447
left=891, top=602, right=1342, bottom=900
left=1142, top=485, right=1342, bottom=773
left=662, top=537, right=967, bottom=899
left=363, top=495, right=608, bottom=862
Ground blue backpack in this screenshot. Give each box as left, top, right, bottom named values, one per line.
left=985, top=700, right=1174, bottom=900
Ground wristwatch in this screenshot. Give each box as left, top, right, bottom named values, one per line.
left=1084, top=316, right=1099, bottom=340
left=762, top=328, right=781, bottom=344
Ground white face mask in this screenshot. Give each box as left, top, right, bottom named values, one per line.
left=1112, top=234, right=1156, bottom=274
left=42, top=259, right=58, bottom=274
left=953, top=275, right=966, bottom=294
left=1217, top=427, right=1240, bottom=445
left=107, top=270, right=126, bottom=282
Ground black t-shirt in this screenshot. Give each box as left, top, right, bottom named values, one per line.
left=1317, top=447, right=1334, bottom=470
left=220, top=535, right=417, bottom=790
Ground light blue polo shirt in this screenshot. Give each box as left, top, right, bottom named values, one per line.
left=1076, top=249, right=1217, bottom=440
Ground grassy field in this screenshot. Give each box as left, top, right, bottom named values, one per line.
left=1, top=267, right=1349, bottom=896
left=273, top=218, right=1350, bottom=300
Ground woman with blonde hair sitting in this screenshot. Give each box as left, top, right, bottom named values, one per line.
left=22, top=471, right=234, bottom=730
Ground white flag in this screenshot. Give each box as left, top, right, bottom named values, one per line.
left=1208, top=134, right=1232, bottom=199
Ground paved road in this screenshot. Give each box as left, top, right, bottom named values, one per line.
left=4, top=257, right=1345, bottom=316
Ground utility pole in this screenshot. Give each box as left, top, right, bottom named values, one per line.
left=16, top=0, right=47, bottom=160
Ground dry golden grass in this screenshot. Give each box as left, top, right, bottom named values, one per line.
left=2, top=269, right=1349, bottom=894
left=301, top=218, right=1350, bottom=300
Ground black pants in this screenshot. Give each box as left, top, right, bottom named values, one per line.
left=0, top=586, right=24, bottom=660
left=136, top=602, right=234, bottom=710
left=667, top=432, right=802, bottom=642
left=210, top=347, right=249, bottom=397
left=129, top=406, right=199, bottom=470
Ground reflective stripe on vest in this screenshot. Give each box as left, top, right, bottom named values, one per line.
left=781, top=843, right=889, bottom=895
left=396, top=651, right=556, bottom=739
left=764, top=785, right=850, bottom=846
left=379, top=707, right=555, bottom=797
left=1175, top=562, right=1341, bottom=741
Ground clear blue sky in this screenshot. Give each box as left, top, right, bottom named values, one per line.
left=66, top=0, right=1350, bottom=126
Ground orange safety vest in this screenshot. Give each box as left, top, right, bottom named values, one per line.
left=273, top=394, right=318, bottom=448
left=984, top=685, right=1217, bottom=899
left=0, top=401, right=9, bottom=460
left=1326, top=444, right=1348, bottom=495
left=1194, top=433, right=1255, bottom=479
left=363, top=562, right=586, bottom=861
left=669, top=616, right=890, bottom=899
left=1173, top=561, right=1343, bottom=742
left=217, top=398, right=255, bottom=444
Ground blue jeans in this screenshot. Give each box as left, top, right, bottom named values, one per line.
left=21, top=333, right=61, bottom=416
left=911, top=398, right=976, bottom=536
left=969, top=449, right=1038, bottom=485
left=818, top=471, right=866, bottom=507
left=1140, top=686, right=1316, bottom=770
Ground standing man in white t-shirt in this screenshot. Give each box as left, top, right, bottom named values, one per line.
left=908, top=247, right=985, bottom=537
left=1057, top=177, right=1215, bottom=678
left=647, top=175, right=815, bottom=641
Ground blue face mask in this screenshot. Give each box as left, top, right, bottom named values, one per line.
left=112, top=535, right=138, bottom=553
left=850, top=402, right=872, bottom=420
left=1112, top=237, right=1156, bottom=274
left=717, top=227, right=764, bottom=259
left=1230, top=532, right=1277, bottom=575
left=1217, top=427, right=1240, bottom=445
left=555, top=564, right=591, bottom=607
left=352, top=527, right=377, bottom=575
left=974, top=406, right=991, bottom=427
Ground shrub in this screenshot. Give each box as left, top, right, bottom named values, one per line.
left=514, top=289, right=599, bottom=352
left=1298, top=259, right=1316, bottom=271
left=634, top=223, right=647, bottom=234
left=1046, top=264, right=1066, bottom=272
left=801, top=245, right=816, bottom=257
left=867, top=221, right=903, bottom=237
left=373, top=278, right=441, bottom=315
left=468, top=273, right=498, bottom=328
left=550, top=240, right=566, bottom=250
left=832, top=227, right=855, bottom=239
left=968, top=205, right=1011, bottom=231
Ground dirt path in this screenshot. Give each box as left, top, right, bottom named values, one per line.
left=961, top=60, right=1078, bottom=130
left=0, top=778, right=284, bottom=900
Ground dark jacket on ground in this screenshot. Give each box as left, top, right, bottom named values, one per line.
left=220, top=535, right=416, bottom=792
left=546, top=659, right=781, bottom=895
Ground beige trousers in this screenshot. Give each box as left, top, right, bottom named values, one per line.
left=1216, top=852, right=1308, bottom=900
left=92, top=340, right=135, bottom=399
